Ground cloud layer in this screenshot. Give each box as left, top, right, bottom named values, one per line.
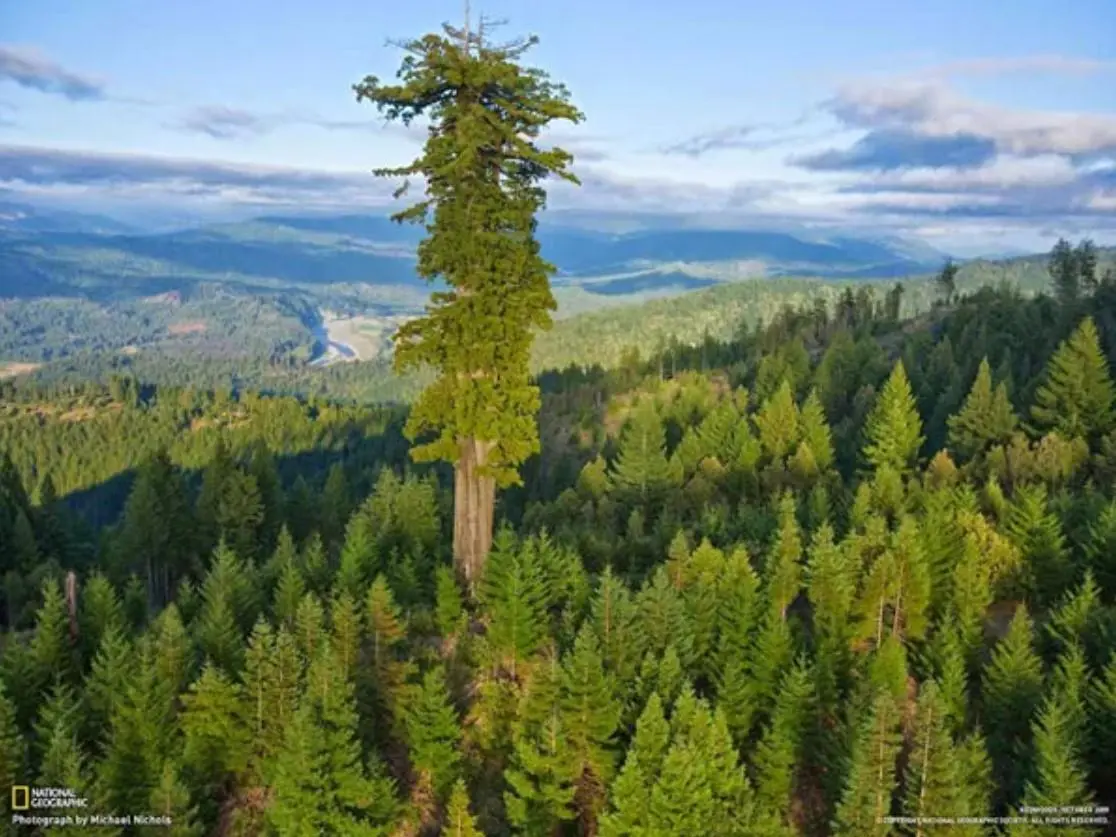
left=0, top=45, right=105, bottom=101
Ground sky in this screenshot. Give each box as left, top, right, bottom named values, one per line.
left=1, top=0, right=1114, bottom=253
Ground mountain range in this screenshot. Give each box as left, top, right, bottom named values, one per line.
left=0, top=199, right=949, bottom=313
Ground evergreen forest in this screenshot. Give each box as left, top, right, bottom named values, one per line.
left=2, top=16, right=1116, bottom=837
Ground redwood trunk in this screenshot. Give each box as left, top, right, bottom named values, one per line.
left=453, top=437, right=496, bottom=597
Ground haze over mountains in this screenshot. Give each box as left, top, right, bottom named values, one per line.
left=0, top=197, right=950, bottom=310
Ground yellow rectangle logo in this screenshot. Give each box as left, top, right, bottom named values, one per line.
left=11, top=785, right=29, bottom=810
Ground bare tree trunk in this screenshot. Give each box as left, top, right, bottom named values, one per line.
left=65, top=571, right=79, bottom=645
left=454, top=437, right=496, bottom=597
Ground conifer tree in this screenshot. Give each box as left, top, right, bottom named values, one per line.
left=1048, top=237, right=1080, bottom=308
left=329, top=590, right=364, bottom=683
left=84, top=624, right=133, bottom=752
left=478, top=530, right=549, bottom=679
left=755, top=379, right=801, bottom=461
left=832, top=691, right=903, bottom=837
left=610, top=400, right=679, bottom=502
left=560, top=627, right=622, bottom=828
left=599, top=692, right=671, bottom=837
left=95, top=638, right=178, bottom=818
left=78, top=572, right=125, bottom=666
left=355, top=19, right=584, bottom=591
left=764, top=492, right=803, bottom=621
left=268, top=643, right=400, bottom=835
left=442, top=779, right=482, bottom=837
left=274, top=553, right=306, bottom=629
left=29, top=576, right=78, bottom=691
left=337, top=510, right=378, bottom=602
left=799, top=388, right=836, bottom=472
left=37, top=713, right=90, bottom=800
left=434, top=564, right=466, bottom=638
left=180, top=663, right=252, bottom=819
left=1031, top=317, right=1115, bottom=443
left=148, top=761, right=204, bottom=837
left=901, top=681, right=968, bottom=828
left=645, top=692, right=752, bottom=836
left=504, top=653, right=580, bottom=833
left=948, top=357, right=1018, bottom=460
left=404, top=666, right=462, bottom=799
left=1011, top=694, right=1096, bottom=837
left=196, top=544, right=248, bottom=675
left=982, top=605, right=1045, bottom=810
left=320, top=462, right=351, bottom=549
left=750, top=660, right=813, bottom=834
left=294, top=592, right=327, bottom=664
left=863, top=360, right=925, bottom=474
left=1087, top=652, right=1116, bottom=796
left=0, top=681, right=26, bottom=822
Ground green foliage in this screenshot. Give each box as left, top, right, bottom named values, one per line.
left=267, top=644, right=399, bottom=836
left=1031, top=317, right=1115, bottom=442
left=355, top=23, right=583, bottom=486
left=982, top=605, right=1046, bottom=809
left=863, top=360, right=925, bottom=474
left=948, top=357, right=1017, bottom=460
left=404, top=666, right=462, bottom=798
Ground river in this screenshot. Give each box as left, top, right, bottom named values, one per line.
left=307, top=310, right=358, bottom=367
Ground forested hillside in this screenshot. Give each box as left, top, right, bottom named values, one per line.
left=6, top=241, right=1115, bottom=406
left=2, top=255, right=1115, bottom=834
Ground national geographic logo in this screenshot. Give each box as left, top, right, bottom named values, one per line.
left=10, top=785, right=89, bottom=810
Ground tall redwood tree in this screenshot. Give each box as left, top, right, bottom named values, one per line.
left=354, top=17, right=583, bottom=594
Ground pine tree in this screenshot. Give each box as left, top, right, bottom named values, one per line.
left=268, top=643, right=400, bottom=835
left=320, top=462, right=351, bottom=549
left=434, top=564, right=466, bottom=638
left=29, top=576, right=78, bottom=691
left=1006, top=485, right=1073, bottom=606
left=355, top=20, right=584, bottom=590
left=275, top=553, right=306, bottom=629
left=1087, top=652, right=1116, bottom=796
left=0, top=681, right=26, bottom=822
left=599, top=692, right=671, bottom=837
left=1049, top=237, right=1079, bottom=307
left=610, top=399, right=679, bottom=501
left=404, top=666, right=462, bottom=799
left=832, top=692, right=903, bottom=837
left=901, top=681, right=968, bottom=828
left=982, top=605, right=1045, bottom=810
left=148, top=761, right=204, bottom=837
left=645, top=692, right=752, bottom=836
left=1011, top=694, right=1096, bottom=837
left=936, top=258, right=959, bottom=303
left=863, top=360, right=925, bottom=474
left=799, top=388, right=835, bottom=472
left=442, top=779, right=482, bottom=837
left=750, top=660, right=813, bottom=834
left=764, top=492, right=803, bottom=622
left=755, top=379, right=801, bottom=461
left=84, top=624, right=133, bottom=753
left=196, top=544, right=248, bottom=675
left=948, top=357, right=1018, bottom=460
left=478, top=529, right=549, bottom=678
left=560, top=627, right=622, bottom=829
left=78, top=572, right=125, bottom=665
left=504, top=654, right=580, bottom=833
left=337, top=509, right=378, bottom=602
left=1031, top=316, right=1115, bottom=442
left=294, top=592, right=327, bottom=664
left=95, top=637, right=178, bottom=818
left=180, top=663, right=252, bottom=820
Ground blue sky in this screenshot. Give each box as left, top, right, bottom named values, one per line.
left=1, top=0, right=1114, bottom=252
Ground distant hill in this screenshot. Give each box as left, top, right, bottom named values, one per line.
left=0, top=210, right=948, bottom=312
left=0, top=200, right=138, bottom=236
